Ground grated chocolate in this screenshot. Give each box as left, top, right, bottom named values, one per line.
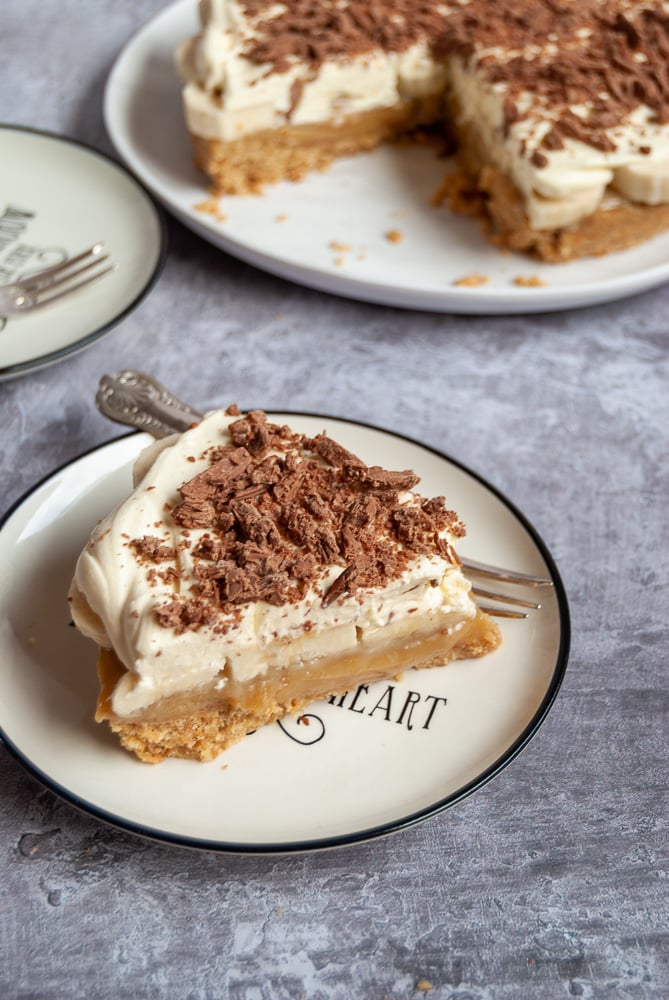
left=142, top=410, right=465, bottom=631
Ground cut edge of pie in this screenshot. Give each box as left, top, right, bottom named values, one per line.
left=95, top=607, right=501, bottom=763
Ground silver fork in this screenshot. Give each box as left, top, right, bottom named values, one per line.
left=0, top=244, right=114, bottom=315
left=96, top=370, right=553, bottom=619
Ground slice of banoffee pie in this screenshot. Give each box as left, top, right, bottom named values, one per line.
left=69, top=407, right=500, bottom=762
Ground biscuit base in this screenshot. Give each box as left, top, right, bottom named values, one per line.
left=96, top=609, right=501, bottom=763
left=188, top=95, right=443, bottom=195
left=435, top=164, right=669, bottom=263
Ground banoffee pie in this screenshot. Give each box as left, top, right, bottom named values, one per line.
left=177, top=0, right=669, bottom=261
left=69, top=407, right=501, bottom=762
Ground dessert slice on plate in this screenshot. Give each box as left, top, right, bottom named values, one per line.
left=69, top=407, right=501, bottom=762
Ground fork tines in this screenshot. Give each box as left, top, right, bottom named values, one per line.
left=472, top=586, right=543, bottom=620
left=462, top=557, right=553, bottom=620
left=9, top=243, right=115, bottom=312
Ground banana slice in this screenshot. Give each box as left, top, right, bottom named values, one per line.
left=612, top=160, right=669, bottom=205
left=526, top=185, right=604, bottom=230
left=532, top=166, right=612, bottom=200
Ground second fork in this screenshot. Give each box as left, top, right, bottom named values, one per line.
left=0, top=243, right=114, bottom=315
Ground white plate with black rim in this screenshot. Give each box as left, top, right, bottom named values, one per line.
left=0, top=125, right=167, bottom=380
left=103, top=0, right=669, bottom=315
left=0, top=415, right=569, bottom=852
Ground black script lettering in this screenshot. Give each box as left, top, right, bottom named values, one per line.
left=5, top=244, right=38, bottom=268
left=277, top=713, right=325, bottom=746
left=347, top=684, right=368, bottom=713
left=422, top=695, right=448, bottom=729
left=328, top=691, right=349, bottom=708
left=368, top=685, right=394, bottom=721
left=0, top=206, right=34, bottom=254
left=0, top=206, right=33, bottom=223
left=327, top=682, right=449, bottom=733
left=395, top=689, right=421, bottom=731
left=327, top=687, right=370, bottom=711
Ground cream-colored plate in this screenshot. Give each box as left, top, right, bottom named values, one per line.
left=0, top=416, right=569, bottom=852
left=0, top=125, right=166, bottom=380
left=103, top=0, right=669, bottom=314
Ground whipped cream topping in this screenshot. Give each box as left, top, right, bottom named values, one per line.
left=448, top=56, right=669, bottom=228
left=177, top=0, right=669, bottom=226
left=177, top=1, right=448, bottom=142
left=69, top=409, right=476, bottom=718
left=445, top=0, right=669, bottom=224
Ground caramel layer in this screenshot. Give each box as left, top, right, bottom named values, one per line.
left=96, top=608, right=500, bottom=762
left=190, top=95, right=443, bottom=195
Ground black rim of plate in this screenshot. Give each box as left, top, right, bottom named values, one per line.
left=0, top=415, right=571, bottom=854
left=0, top=124, right=168, bottom=381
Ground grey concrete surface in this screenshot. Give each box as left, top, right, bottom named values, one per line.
left=1, top=3, right=667, bottom=998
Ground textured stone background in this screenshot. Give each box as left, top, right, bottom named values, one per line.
left=1, top=3, right=667, bottom=998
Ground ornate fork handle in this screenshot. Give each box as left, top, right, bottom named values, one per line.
left=96, top=370, right=204, bottom=439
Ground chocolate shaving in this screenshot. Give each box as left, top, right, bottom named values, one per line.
left=322, top=564, right=358, bottom=607
left=287, top=77, right=305, bottom=119
left=304, top=432, right=366, bottom=468
left=231, top=499, right=282, bottom=547
left=229, top=410, right=271, bottom=456
left=342, top=464, right=420, bottom=491
left=230, top=483, right=269, bottom=501
left=541, top=127, right=565, bottom=151
left=130, top=536, right=176, bottom=563
left=153, top=597, right=219, bottom=633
